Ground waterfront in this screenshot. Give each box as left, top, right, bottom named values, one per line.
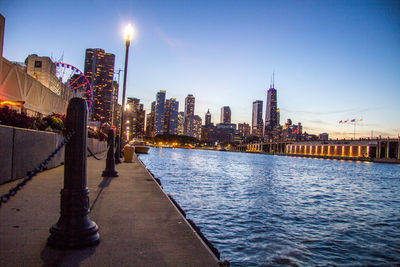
left=140, top=148, right=400, bottom=266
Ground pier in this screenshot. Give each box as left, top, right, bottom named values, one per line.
left=235, top=138, right=400, bottom=163
left=0, top=154, right=220, bottom=266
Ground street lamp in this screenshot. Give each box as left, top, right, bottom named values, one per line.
left=118, top=24, right=134, bottom=158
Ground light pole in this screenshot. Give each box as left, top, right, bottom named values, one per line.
left=118, top=24, right=134, bottom=157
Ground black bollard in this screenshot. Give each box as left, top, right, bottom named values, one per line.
left=47, top=98, right=99, bottom=249
left=114, top=135, right=122, bottom=164
left=102, top=129, right=118, bottom=177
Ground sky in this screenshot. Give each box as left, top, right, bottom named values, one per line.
left=1, top=0, right=400, bottom=138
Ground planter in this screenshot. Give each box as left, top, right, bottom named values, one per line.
left=0, top=125, right=106, bottom=184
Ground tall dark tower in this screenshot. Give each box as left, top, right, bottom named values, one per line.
left=155, top=90, right=166, bottom=135
left=220, top=106, right=231, bottom=124
left=252, top=100, right=263, bottom=137
left=184, top=94, right=195, bottom=136
left=84, top=48, right=115, bottom=125
left=264, top=74, right=278, bottom=134
left=205, top=109, right=212, bottom=126
left=164, top=98, right=179, bottom=134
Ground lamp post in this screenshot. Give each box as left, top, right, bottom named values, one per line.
left=118, top=24, right=134, bottom=157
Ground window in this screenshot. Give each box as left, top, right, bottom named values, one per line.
left=34, top=60, right=42, bottom=68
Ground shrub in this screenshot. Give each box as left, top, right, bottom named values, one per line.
left=88, top=127, right=107, bottom=141
left=0, top=106, right=34, bottom=129
left=0, top=107, right=105, bottom=141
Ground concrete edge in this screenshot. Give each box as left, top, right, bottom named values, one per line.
left=135, top=155, right=223, bottom=263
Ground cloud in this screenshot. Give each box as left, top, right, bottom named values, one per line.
left=154, top=27, right=184, bottom=48
left=309, top=120, right=330, bottom=125
left=280, top=106, right=384, bottom=116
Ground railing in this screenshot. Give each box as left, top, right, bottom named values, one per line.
left=1, top=97, right=120, bottom=249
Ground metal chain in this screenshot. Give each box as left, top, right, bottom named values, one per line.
left=87, top=144, right=110, bottom=160
left=0, top=131, right=75, bottom=207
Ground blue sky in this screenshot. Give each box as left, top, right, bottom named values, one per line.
left=2, top=0, right=399, bottom=138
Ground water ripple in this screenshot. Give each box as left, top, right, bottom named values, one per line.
left=140, top=148, right=400, bottom=266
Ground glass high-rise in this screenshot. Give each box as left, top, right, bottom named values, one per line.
left=125, top=97, right=145, bottom=139
left=155, top=90, right=166, bottom=135
left=84, top=48, right=115, bottom=125
left=252, top=100, right=263, bottom=137
left=220, top=106, right=231, bottom=124
left=184, top=94, right=195, bottom=136
left=265, top=85, right=278, bottom=133
left=205, top=109, right=212, bottom=126
left=164, top=98, right=179, bottom=134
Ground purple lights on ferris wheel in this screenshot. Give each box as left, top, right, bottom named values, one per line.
left=55, top=62, right=93, bottom=111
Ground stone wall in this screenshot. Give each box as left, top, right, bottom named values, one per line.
left=0, top=125, right=106, bottom=184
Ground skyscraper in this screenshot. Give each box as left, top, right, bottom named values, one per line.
left=252, top=100, right=263, bottom=137
left=125, top=97, right=139, bottom=140
left=84, top=48, right=115, bottom=125
left=238, top=123, right=251, bottom=137
left=164, top=98, right=179, bottom=135
left=184, top=94, right=195, bottom=136
left=220, top=106, right=231, bottom=124
left=155, top=90, right=166, bottom=135
left=125, top=97, right=145, bottom=139
left=146, top=101, right=156, bottom=137
left=205, top=109, right=212, bottom=126
left=265, top=78, right=278, bottom=134
left=193, top=115, right=202, bottom=140
left=177, top=112, right=184, bottom=135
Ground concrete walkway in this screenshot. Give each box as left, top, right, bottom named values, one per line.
left=0, top=154, right=219, bottom=266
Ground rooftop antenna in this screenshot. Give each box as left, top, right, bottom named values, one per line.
left=272, top=71, right=275, bottom=89
left=269, top=75, right=272, bottom=88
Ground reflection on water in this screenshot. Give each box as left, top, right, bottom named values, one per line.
left=140, top=148, right=400, bottom=266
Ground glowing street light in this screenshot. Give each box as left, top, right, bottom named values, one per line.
left=118, top=24, right=135, bottom=158
left=124, top=24, right=134, bottom=41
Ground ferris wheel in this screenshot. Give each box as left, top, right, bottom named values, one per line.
left=55, top=62, right=93, bottom=111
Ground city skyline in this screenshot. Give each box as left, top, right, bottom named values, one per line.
left=2, top=0, right=399, bottom=138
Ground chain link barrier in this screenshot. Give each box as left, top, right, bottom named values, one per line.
left=87, top=144, right=110, bottom=160
left=0, top=131, right=75, bottom=207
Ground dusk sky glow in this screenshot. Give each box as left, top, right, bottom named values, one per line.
left=2, top=0, right=399, bottom=138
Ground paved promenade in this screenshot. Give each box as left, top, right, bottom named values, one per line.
left=0, top=154, right=219, bottom=266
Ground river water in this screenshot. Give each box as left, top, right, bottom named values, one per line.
left=139, top=148, right=400, bottom=266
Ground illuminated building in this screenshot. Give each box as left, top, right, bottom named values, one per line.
left=252, top=100, right=263, bottom=137
left=177, top=112, right=184, bottom=135
left=184, top=94, right=195, bottom=136
left=220, top=106, right=231, bottom=124
left=164, top=98, right=179, bottom=134
left=193, top=115, right=202, bottom=140
left=84, top=48, right=115, bottom=125
left=282, top=119, right=303, bottom=141
left=146, top=101, right=156, bottom=137
left=125, top=97, right=145, bottom=139
left=238, top=123, right=251, bottom=137
left=201, top=126, right=234, bottom=145
left=205, top=109, right=212, bottom=126
left=155, top=90, right=166, bottom=135
left=265, top=81, right=278, bottom=133
left=136, top=104, right=145, bottom=136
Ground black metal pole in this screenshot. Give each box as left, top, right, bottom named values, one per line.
left=115, top=135, right=122, bottom=164
left=118, top=39, right=130, bottom=158
left=102, top=129, right=118, bottom=177
left=47, top=97, right=99, bottom=249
